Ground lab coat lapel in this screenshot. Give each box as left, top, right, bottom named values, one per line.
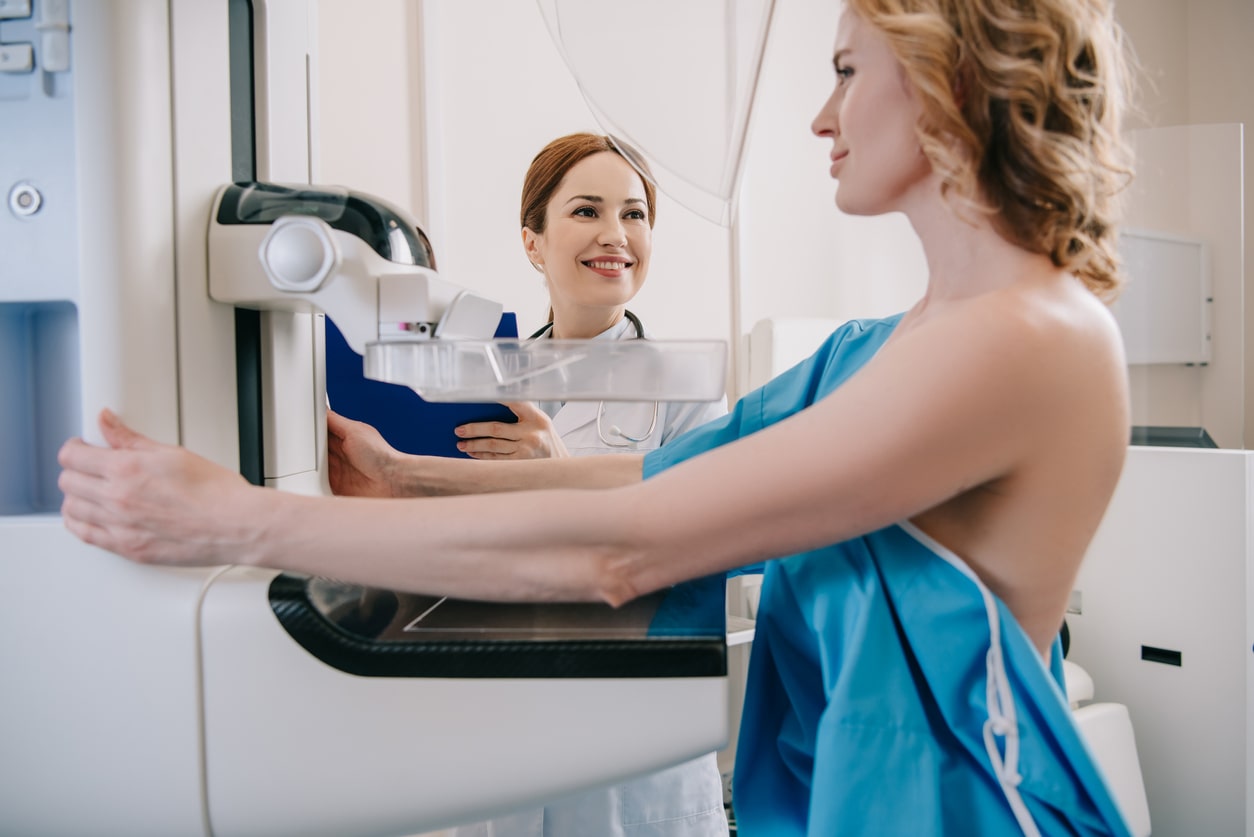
left=546, top=317, right=635, bottom=441
left=551, top=400, right=599, bottom=437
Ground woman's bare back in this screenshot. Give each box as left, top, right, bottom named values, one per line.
left=909, top=273, right=1129, bottom=654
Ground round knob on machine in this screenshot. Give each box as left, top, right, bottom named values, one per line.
left=259, top=215, right=339, bottom=292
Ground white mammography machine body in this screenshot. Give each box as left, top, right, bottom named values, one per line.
left=0, top=2, right=729, bottom=834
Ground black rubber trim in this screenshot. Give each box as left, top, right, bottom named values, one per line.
left=228, top=0, right=264, bottom=486
left=268, top=574, right=727, bottom=679
left=1140, top=645, right=1182, bottom=667
left=1130, top=425, right=1219, bottom=448
left=214, top=182, right=436, bottom=267
left=233, top=308, right=264, bottom=486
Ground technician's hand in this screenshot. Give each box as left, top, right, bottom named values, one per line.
left=327, top=409, right=404, bottom=497
left=455, top=402, right=570, bottom=460
left=57, top=409, right=261, bottom=566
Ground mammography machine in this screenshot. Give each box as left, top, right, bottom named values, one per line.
left=0, top=2, right=743, bottom=834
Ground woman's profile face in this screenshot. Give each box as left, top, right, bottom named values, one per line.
left=523, top=151, right=652, bottom=322
left=811, top=9, right=932, bottom=216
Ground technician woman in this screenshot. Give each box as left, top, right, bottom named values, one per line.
left=451, top=132, right=726, bottom=463
left=449, top=133, right=730, bottom=837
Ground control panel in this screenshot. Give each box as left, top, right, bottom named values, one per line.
left=1, top=0, right=77, bottom=516
left=2, top=0, right=75, bottom=302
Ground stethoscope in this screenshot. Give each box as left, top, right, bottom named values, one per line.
left=526, top=309, right=660, bottom=447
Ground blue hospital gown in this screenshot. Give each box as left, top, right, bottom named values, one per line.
left=643, top=315, right=1133, bottom=836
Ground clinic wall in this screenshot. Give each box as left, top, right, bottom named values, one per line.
left=315, top=1, right=418, bottom=212
left=1114, top=0, right=1253, bottom=449
left=1119, top=125, right=1244, bottom=447
left=1184, top=0, right=1254, bottom=449
left=735, top=0, right=927, bottom=390
left=1116, top=0, right=1189, bottom=131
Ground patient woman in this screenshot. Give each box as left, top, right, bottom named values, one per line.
left=59, top=0, right=1137, bottom=832
left=448, top=133, right=730, bottom=836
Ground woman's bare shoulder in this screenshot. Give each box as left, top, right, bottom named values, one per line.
left=946, top=273, right=1127, bottom=396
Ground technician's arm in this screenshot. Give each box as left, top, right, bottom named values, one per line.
left=328, top=408, right=640, bottom=498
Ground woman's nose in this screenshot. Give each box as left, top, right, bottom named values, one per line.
left=598, top=219, right=627, bottom=246
left=812, top=88, right=840, bottom=138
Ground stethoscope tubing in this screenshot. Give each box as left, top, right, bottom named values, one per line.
left=526, top=310, right=659, bottom=447
left=525, top=309, right=646, bottom=341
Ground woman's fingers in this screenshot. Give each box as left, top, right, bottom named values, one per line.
left=98, top=409, right=154, bottom=450
left=462, top=450, right=513, bottom=460
left=327, top=408, right=365, bottom=441
left=456, top=403, right=549, bottom=443
left=59, top=411, right=166, bottom=483
left=57, top=463, right=111, bottom=505
left=60, top=508, right=113, bottom=552
left=60, top=491, right=144, bottom=558
left=455, top=419, right=519, bottom=442
left=61, top=492, right=113, bottom=531
left=503, top=401, right=546, bottom=422
left=61, top=497, right=165, bottom=564
left=456, top=402, right=564, bottom=459
left=458, top=436, right=518, bottom=456
left=57, top=436, right=118, bottom=480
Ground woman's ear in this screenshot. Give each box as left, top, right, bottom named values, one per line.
left=521, top=227, right=544, bottom=271
left=952, top=64, right=970, bottom=110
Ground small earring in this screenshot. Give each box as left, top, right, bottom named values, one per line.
left=530, top=262, right=544, bottom=272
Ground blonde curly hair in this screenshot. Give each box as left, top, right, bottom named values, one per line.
left=846, top=0, right=1134, bottom=299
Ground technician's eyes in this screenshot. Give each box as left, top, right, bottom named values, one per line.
left=624, top=209, right=646, bottom=221
left=572, top=206, right=598, bottom=218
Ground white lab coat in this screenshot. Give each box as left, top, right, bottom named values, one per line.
left=450, top=316, right=730, bottom=837
left=537, top=317, right=728, bottom=457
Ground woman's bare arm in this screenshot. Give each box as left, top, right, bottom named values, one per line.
left=60, top=281, right=1124, bottom=613
left=58, top=413, right=644, bottom=603
left=331, top=282, right=1119, bottom=606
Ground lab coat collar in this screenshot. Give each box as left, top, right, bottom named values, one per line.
left=546, top=317, right=640, bottom=437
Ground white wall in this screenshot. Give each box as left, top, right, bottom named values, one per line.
left=315, top=1, right=423, bottom=216
left=1114, top=0, right=1252, bottom=449
left=1116, top=0, right=1189, bottom=131
left=1118, top=125, right=1244, bottom=448
left=737, top=0, right=926, bottom=335
left=1184, top=0, right=1254, bottom=449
